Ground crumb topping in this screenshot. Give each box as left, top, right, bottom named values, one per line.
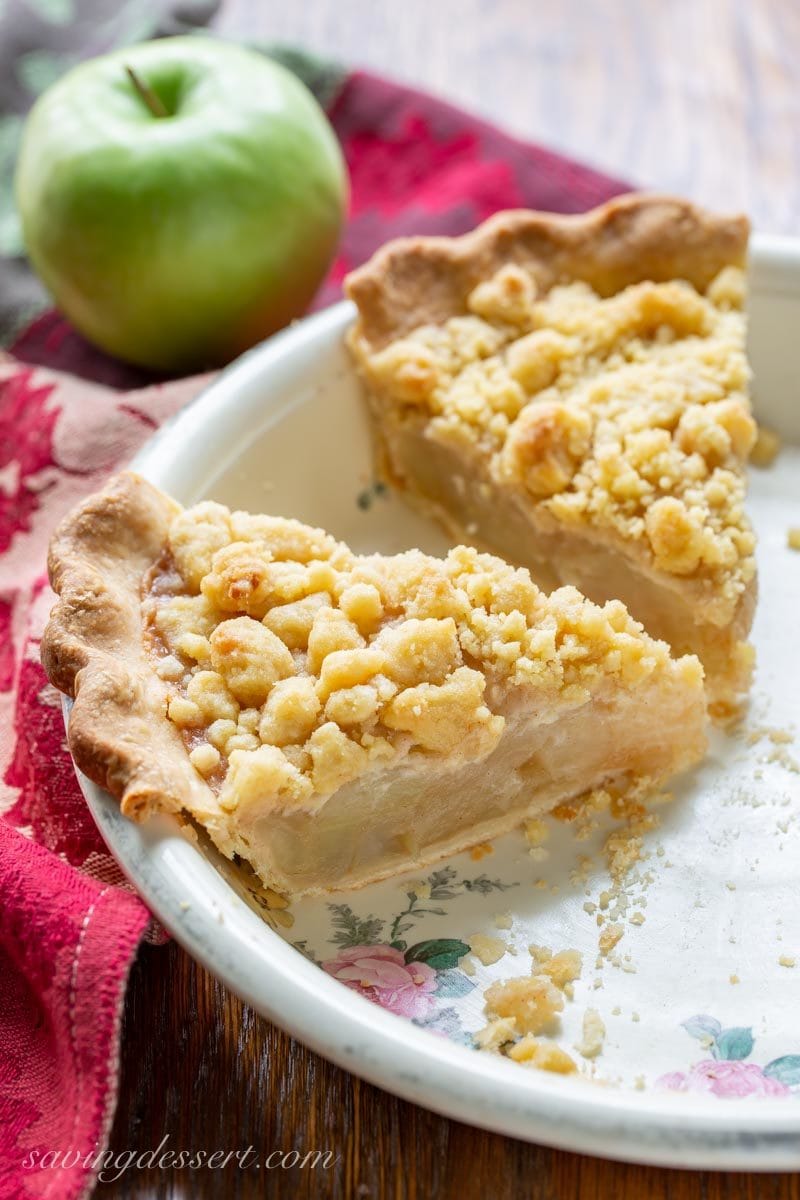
left=574, top=1007, right=606, bottom=1059
left=508, top=1037, right=577, bottom=1074
left=145, top=500, right=695, bottom=806
left=749, top=425, right=781, bottom=468
left=351, top=263, right=755, bottom=616
left=530, top=946, right=583, bottom=992
left=482, top=945, right=583, bottom=1038
left=483, top=974, right=564, bottom=1036
left=467, top=933, right=508, bottom=966
left=476, top=944, right=584, bottom=1076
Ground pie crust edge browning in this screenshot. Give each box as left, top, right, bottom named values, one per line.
left=42, top=472, right=223, bottom=830
left=345, top=192, right=750, bottom=353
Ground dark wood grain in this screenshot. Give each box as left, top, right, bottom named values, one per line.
left=102, top=2, right=800, bottom=1195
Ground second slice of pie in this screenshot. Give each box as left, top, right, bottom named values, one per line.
left=43, top=472, right=707, bottom=896
left=345, top=194, right=757, bottom=711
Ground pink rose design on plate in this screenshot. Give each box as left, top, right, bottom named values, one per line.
left=323, top=943, right=437, bottom=1019
left=659, top=1014, right=800, bottom=1099
left=657, top=1059, right=791, bottom=1098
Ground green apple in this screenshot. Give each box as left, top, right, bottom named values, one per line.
left=14, top=37, right=348, bottom=371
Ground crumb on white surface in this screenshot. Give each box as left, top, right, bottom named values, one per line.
left=474, top=1016, right=517, bottom=1051
left=541, top=949, right=583, bottom=990
left=524, top=817, right=550, bottom=847
left=749, top=425, right=782, bottom=467
left=599, top=923, right=624, bottom=956
left=574, top=1008, right=606, bottom=1059
left=483, top=974, right=564, bottom=1035
left=528, top=943, right=552, bottom=963
left=468, top=932, right=507, bottom=965
left=507, top=1036, right=577, bottom=1074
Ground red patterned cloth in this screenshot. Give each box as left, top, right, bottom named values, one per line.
left=0, top=68, right=628, bottom=1200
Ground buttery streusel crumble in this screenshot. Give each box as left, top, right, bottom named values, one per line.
left=149, top=498, right=703, bottom=798
left=346, top=195, right=757, bottom=707
left=43, top=472, right=708, bottom=896
left=475, top=945, right=584, bottom=1075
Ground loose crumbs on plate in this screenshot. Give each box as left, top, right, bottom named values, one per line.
left=574, top=1008, right=606, bottom=1059
left=749, top=425, right=782, bottom=467
left=475, top=945, right=586, bottom=1076
left=467, top=933, right=507, bottom=966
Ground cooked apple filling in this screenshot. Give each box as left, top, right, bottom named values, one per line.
left=352, top=265, right=755, bottom=619
left=146, top=498, right=702, bottom=816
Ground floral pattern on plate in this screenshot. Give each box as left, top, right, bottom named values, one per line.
left=657, top=1015, right=800, bottom=1098
left=292, top=865, right=513, bottom=1040
left=278, top=805, right=800, bottom=1096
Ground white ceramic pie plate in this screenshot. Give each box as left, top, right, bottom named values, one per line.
left=69, top=234, right=800, bottom=1170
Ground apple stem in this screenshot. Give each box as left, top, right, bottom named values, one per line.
left=125, top=65, right=169, bottom=118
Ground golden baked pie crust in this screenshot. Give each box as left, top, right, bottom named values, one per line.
left=43, top=471, right=708, bottom=896
left=345, top=193, right=748, bottom=350
left=345, top=194, right=756, bottom=706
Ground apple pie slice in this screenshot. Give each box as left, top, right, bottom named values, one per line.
left=345, top=194, right=756, bottom=711
left=43, top=472, right=706, bottom=897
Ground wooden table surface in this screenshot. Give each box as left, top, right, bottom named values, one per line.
left=102, top=2, right=800, bottom=1196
